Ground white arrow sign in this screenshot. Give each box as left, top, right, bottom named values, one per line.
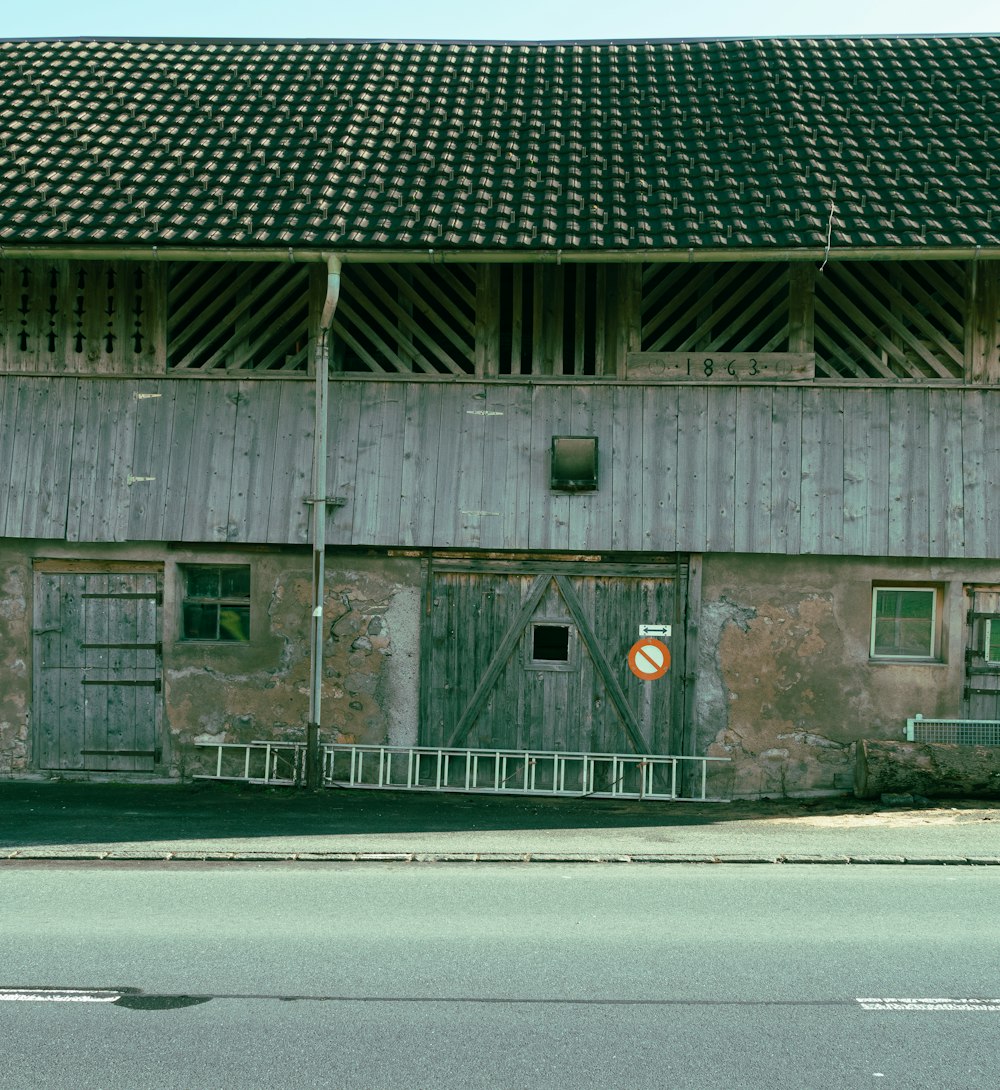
left=639, top=624, right=671, bottom=638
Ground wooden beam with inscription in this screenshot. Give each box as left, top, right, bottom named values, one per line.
left=626, top=352, right=815, bottom=381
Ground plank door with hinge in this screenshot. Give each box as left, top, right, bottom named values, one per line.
left=420, top=562, right=687, bottom=756
left=963, top=585, right=1000, bottom=719
left=33, top=571, right=163, bottom=772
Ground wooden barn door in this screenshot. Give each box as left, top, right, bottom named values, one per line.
left=963, top=585, right=1000, bottom=720
left=421, top=561, right=688, bottom=755
left=33, top=566, right=163, bottom=772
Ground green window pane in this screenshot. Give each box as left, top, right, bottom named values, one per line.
left=183, top=603, right=219, bottom=640
left=872, top=589, right=935, bottom=657
left=187, top=568, right=220, bottom=599
left=220, top=567, right=251, bottom=599
left=218, top=606, right=250, bottom=642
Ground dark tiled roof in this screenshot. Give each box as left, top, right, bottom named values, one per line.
left=1, top=36, right=999, bottom=253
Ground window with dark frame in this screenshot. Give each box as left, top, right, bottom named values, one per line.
left=532, top=623, right=571, bottom=663
left=181, top=565, right=251, bottom=642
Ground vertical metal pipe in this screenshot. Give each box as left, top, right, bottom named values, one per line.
left=306, top=255, right=342, bottom=788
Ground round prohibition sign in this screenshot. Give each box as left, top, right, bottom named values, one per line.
left=627, top=637, right=671, bottom=681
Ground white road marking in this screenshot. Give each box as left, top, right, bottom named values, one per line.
left=857, top=997, right=1000, bottom=1011
left=0, top=988, right=121, bottom=1004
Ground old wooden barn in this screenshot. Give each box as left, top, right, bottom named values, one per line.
left=2, top=34, right=1000, bottom=796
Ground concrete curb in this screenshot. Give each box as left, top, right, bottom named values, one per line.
left=4, top=849, right=1000, bottom=865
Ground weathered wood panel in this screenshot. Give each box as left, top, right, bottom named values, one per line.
left=1, top=374, right=994, bottom=559
left=421, top=563, right=685, bottom=756
left=322, top=379, right=986, bottom=559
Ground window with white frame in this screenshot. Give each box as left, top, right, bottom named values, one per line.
left=984, top=619, right=1000, bottom=666
left=870, top=586, right=938, bottom=660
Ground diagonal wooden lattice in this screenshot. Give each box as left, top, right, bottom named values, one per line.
left=813, top=261, right=966, bottom=380
left=332, top=264, right=476, bottom=375
left=167, top=262, right=313, bottom=373
left=641, top=263, right=792, bottom=353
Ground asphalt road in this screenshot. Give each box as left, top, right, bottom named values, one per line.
left=2, top=862, right=999, bottom=1089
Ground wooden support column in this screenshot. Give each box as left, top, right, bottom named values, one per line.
left=788, top=262, right=816, bottom=354
left=965, top=258, right=1000, bottom=383
left=475, top=265, right=501, bottom=377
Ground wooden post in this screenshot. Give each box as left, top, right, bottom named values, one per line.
left=788, top=263, right=816, bottom=354
left=965, top=258, right=1000, bottom=383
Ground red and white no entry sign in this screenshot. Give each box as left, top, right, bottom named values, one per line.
left=627, top=637, right=671, bottom=681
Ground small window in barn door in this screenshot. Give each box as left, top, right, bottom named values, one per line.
left=528, top=622, right=577, bottom=670
left=181, top=565, right=251, bottom=642
left=984, top=619, right=1000, bottom=666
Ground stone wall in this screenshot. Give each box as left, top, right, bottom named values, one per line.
left=696, top=554, right=989, bottom=798
left=167, top=552, right=422, bottom=778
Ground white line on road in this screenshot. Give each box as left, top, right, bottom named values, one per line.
left=0, top=988, right=121, bottom=1003
left=857, top=997, right=1000, bottom=1011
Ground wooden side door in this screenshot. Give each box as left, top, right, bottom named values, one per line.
left=963, top=585, right=1000, bottom=719
left=33, top=569, right=163, bottom=772
left=420, top=561, right=687, bottom=755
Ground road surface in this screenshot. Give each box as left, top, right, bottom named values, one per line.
left=1, top=862, right=998, bottom=1088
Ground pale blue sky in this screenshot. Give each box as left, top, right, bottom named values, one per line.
left=3, top=0, right=998, bottom=41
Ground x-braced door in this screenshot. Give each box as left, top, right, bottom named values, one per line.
left=33, top=570, right=163, bottom=772
left=420, top=562, right=687, bottom=755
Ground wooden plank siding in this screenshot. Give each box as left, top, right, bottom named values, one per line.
left=321, top=379, right=996, bottom=560
left=2, top=373, right=999, bottom=559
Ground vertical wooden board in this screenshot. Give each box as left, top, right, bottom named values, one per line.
left=889, top=388, right=930, bottom=557
left=451, top=386, right=489, bottom=549
left=63, top=379, right=100, bottom=542
left=125, top=380, right=172, bottom=542
left=799, top=387, right=845, bottom=555
left=735, top=387, right=774, bottom=553
left=28, top=378, right=77, bottom=540
left=1, top=378, right=43, bottom=536
left=156, top=380, right=199, bottom=540
left=16, top=377, right=57, bottom=537
left=133, top=381, right=178, bottom=541
left=227, top=381, right=281, bottom=543
left=533, top=384, right=576, bottom=550
left=768, top=387, right=802, bottom=554
left=675, top=387, right=709, bottom=552
left=265, top=380, right=312, bottom=545
left=347, top=382, right=385, bottom=545
left=842, top=388, right=868, bottom=555
left=31, top=573, right=62, bottom=769
left=565, top=385, right=604, bottom=552
left=609, top=384, right=644, bottom=551
left=963, top=390, right=989, bottom=557
left=373, top=384, right=407, bottom=545
left=182, top=382, right=240, bottom=542
left=104, top=575, right=133, bottom=771
left=479, top=384, right=518, bottom=550
left=102, top=381, right=145, bottom=543
left=496, top=384, right=534, bottom=551
left=982, top=393, right=1000, bottom=559
left=398, top=383, right=440, bottom=547
left=0, top=377, right=10, bottom=535
left=928, top=390, right=966, bottom=557
left=81, top=575, right=108, bottom=770
left=705, top=387, right=738, bottom=551
left=642, top=385, right=680, bottom=551
left=326, top=381, right=363, bottom=546
left=427, top=385, right=468, bottom=548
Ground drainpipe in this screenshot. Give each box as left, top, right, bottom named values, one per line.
left=306, top=254, right=342, bottom=788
